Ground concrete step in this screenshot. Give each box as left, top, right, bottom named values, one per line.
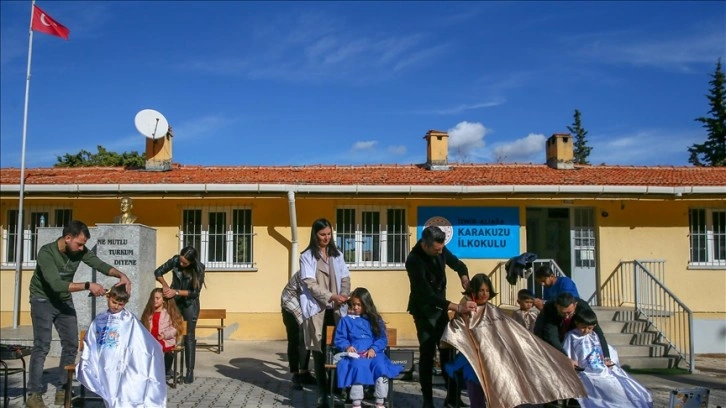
left=598, top=320, right=626, bottom=333
left=632, top=331, right=659, bottom=345
left=619, top=356, right=676, bottom=370
left=623, top=320, right=650, bottom=333
left=615, top=344, right=666, bottom=357
left=592, top=307, right=620, bottom=322
left=606, top=333, right=634, bottom=346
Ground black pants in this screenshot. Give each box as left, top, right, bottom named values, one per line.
left=414, top=310, right=455, bottom=401
left=282, top=308, right=311, bottom=373
left=180, top=305, right=198, bottom=371
left=312, top=309, right=336, bottom=395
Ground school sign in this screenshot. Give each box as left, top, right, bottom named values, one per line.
left=417, top=207, right=520, bottom=259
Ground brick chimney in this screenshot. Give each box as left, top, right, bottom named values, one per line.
left=424, top=130, right=450, bottom=170
left=546, top=133, right=574, bottom=170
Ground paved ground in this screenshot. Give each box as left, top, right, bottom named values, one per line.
left=3, top=341, right=724, bottom=407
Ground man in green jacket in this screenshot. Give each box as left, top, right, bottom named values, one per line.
left=26, top=220, right=131, bottom=408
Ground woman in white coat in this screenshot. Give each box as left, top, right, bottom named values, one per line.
left=299, top=218, right=351, bottom=408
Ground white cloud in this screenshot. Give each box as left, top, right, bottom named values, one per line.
left=407, top=101, right=502, bottom=115
left=387, top=145, right=407, bottom=155
left=352, top=140, right=378, bottom=151
left=492, top=133, right=546, bottom=163
left=589, top=129, right=699, bottom=165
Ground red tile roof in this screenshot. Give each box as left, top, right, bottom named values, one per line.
left=1, top=164, right=725, bottom=187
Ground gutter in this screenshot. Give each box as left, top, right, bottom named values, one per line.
left=1, top=184, right=724, bottom=195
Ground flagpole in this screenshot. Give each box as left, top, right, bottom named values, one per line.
left=13, top=0, right=36, bottom=328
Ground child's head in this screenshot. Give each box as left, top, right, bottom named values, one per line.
left=348, top=287, right=378, bottom=317
left=573, top=308, right=598, bottom=335
left=465, top=273, right=497, bottom=305
left=147, top=288, right=165, bottom=311
left=516, top=289, right=535, bottom=311
left=107, top=285, right=129, bottom=314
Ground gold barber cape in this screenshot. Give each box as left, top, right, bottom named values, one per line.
left=441, top=302, right=586, bottom=408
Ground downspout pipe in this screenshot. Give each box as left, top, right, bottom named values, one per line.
left=288, top=191, right=298, bottom=275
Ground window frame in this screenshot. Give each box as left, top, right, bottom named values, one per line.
left=179, top=207, right=255, bottom=271
left=689, top=208, right=725, bottom=268
left=335, top=207, right=408, bottom=269
left=2, top=207, right=73, bottom=267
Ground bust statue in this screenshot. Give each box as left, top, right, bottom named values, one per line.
left=113, top=197, right=138, bottom=224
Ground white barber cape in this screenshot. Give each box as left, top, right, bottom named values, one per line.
left=563, top=329, right=653, bottom=408
left=76, top=308, right=166, bottom=408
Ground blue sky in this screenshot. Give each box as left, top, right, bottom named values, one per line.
left=1, top=1, right=724, bottom=168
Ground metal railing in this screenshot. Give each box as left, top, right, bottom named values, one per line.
left=592, top=260, right=694, bottom=372
left=489, top=258, right=565, bottom=308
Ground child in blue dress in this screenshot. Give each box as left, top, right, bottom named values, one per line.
left=334, top=287, right=403, bottom=408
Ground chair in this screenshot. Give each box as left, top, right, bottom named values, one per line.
left=63, top=330, right=86, bottom=408
left=325, top=326, right=397, bottom=408
left=168, top=321, right=187, bottom=388
left=0, top=344, right=31, bottom=408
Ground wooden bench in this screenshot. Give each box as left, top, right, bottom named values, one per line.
left=196, top=309, right=226, bottom=354
left=63, top=330, right=86, bottom=408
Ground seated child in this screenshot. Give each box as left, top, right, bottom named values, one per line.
left=442, top=273, right=586, bottom=408
left=512, top=288, right=539, bottom=332
left=141, top=288, right=184, bottom=379
left=563, top=308, right=653, bottom=408
left=76, top=285, right=166, bottom=408
left=333, top=287, right=402, bottom=408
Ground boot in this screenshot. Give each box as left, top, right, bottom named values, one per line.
left=25, top=393, right=47, bottom=408
left=184, top=368, right=194, bottom=384
left=184, top=339, right=196, bottom=384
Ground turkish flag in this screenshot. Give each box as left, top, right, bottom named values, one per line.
left=31, top=5, right=70, bottom=40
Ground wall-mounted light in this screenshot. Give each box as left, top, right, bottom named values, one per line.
left=601, top=211, right=609, bottom=218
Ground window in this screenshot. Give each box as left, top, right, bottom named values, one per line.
left=335, top=208, right=407, bottom=268
left=180, top=208, right=254, bottom=269
left=3, top=207, right=72, bottom=266
left=689, top=208, right=725, bottom=267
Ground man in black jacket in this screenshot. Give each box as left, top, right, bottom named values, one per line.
left=406, top=226, right=475, bottom=408
left=534, top=292, right=612, bottom=365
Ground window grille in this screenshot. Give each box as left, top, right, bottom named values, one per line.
left=2, top=207, right=73, bottom=267
left=180, top=208, right=254, bottom=269
left=689, top=208, right=726, bottom=267
left=335, top=208, right=408, bottom=268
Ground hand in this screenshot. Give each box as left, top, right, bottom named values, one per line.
left=460, top=275, right=470, bottom=291
left=162, top=286, right=177, bottom=299
left=365, top=349, right=376, bottom=359
left=115, top=273, right=132, bottom=295
left=533, top=298, right=544, bottom=310
left=332, top=294, right=348, bottom=306
left=570, top=359, right=579, bottom=369
left=88, top=282, right=107, bottom=297
left=346, top=346, right=357, bottom=354
left=604, top=358, right=614, bottom=367
left=458, top=300, right=477, bottom=314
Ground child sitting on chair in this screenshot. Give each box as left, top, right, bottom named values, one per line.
left=333, top=287, right=402, bottom=408
left=141, top=288, right=184, bottom=380
left=512, top=288, right=539, bottom=332
left=76, top=285, right=166, bottom=408
left=563, top=308, right=653, bottom=408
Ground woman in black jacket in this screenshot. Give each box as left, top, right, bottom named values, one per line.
left=154, top=246, right=205, bottom=384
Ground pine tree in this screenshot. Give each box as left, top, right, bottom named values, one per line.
left=689, top=58, right=726, bottom=167
left=567, top=109, right=592, bottom=165
left=55, top=145, right=146, bottom=168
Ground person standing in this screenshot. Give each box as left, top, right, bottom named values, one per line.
left=405, top=225, right=475, bottom=408
left=533, top=265, right=580, bottom=311
left=154, top=246, right=205, bottom=384
left=26, top=220, right=131, bottom=408
left=299, top=218, right=351, bottom=408
left=280, top=270, right=316, bottom=390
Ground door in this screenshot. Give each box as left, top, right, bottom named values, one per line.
left=571, top=208, right=597, bottom=303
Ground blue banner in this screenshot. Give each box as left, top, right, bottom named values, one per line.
left=417, top=207, right=520, bottom=259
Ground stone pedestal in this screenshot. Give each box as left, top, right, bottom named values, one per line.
left=36, top=224, right=156, bottom=355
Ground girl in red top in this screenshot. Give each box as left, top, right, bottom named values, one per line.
left=142, top=288, right=184, bottom=378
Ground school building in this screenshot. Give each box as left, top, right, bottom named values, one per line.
left=1, top=131, right=724, bottom=356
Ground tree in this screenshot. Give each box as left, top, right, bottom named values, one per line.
left=689, top=58, right=726, bottom=167
left=55, top=145, right=146, bottom=168
left=567, top=109, right=592, bottom=165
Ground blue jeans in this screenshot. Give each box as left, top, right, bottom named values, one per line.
left=28, top=297, right=78, bottom=393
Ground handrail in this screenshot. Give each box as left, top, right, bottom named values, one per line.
left=594, top=259, right=694, bottom=372
left=489, top=258, right=565, bottom=308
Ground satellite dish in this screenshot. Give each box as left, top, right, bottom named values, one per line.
left=134, top=109, right=169, bottom=140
